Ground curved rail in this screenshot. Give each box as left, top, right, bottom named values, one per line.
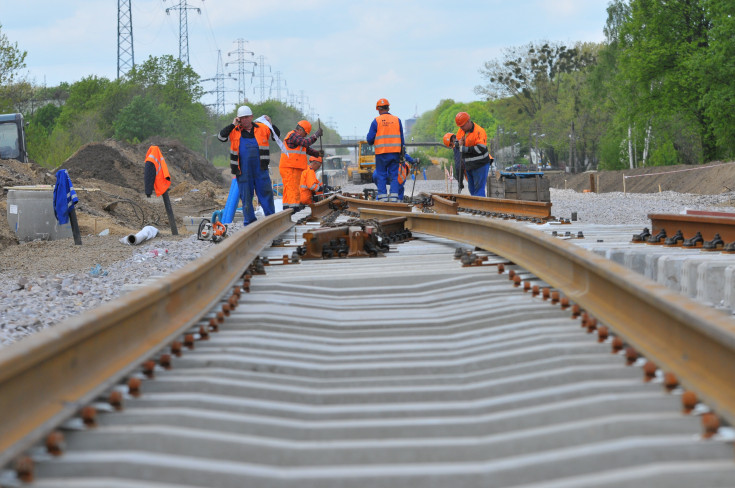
left=359, top=209, right=735, bottom=427
left=431, top=193, right=553, bottom=219
left=0, top=211, right=294, bottom=467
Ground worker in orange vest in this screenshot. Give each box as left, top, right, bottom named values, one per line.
left=217, top=105, right=280, bottom=225
left=366, top=98, right=405, bottom=202
left=144, top=145, right=172, bottom=198
left=299, top=156, right=324, bottom=205
left=279, top=120, right=324, bottom=210
left=453, top=112, right=494, bottom=197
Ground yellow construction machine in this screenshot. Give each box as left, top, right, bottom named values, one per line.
left=346, top=141, right=375, bottom=184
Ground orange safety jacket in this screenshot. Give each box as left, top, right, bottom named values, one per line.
left=145, top=145, right=171, bottom=196
left=397, top=160, right=411, bottom=185
left=279, top=130, right=309, bottom=170
left=374, top=114, right=402, bottom=155
left=456, top=122, right=493, bottom=170
left=228, top=123, right=273, bottom=170
left=299, top=167, right=322, bottom=204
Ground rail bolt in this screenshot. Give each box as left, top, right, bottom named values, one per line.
left=523, top=281, right=531, bottom=292
left=701, top=413, right=720, bottom=439
left=625, top=347, right=638, bottom=365
left=184, top=334, right=195, bottom=349
left=597, top=325, right=609, bottom=342
left=550, top=291, right=560, bottom=304
left=497, top=263, right=505, bottom=274
left=682, top=391, right=698, bottom=414
left=109, top=390, right=124, bottom=410
left=586, top=317, right=597, bottom=333
left=159, top=353, right=172, bottom=370
left=199, top=325, right=209, bottom=341
left=128, top=377, right=142, bottom=397
left=663, top=372, right=679, bottom=392
left=571, top=304, right=581, bottom=319
left=642, top=361, right=657, bottom=382
left=542, top=288, right=551, bottom=300
left=532, top=285, right=540, bottom=296
left=142, top=360, right=156, bottom=379
left=81, top=405, right=97, bottom=428
left=45, top=431, right=65, bottom=456
left=611, top=336, right=624, bottom=354
left=560, top=296, right=570, bottom=309
left=208, top=317, right=219, bottom=332
left=15, top=455, right=33, bottom=483
left=222, top=302, right=231, bottom=316
left=513, top=275, right=522, bottom=287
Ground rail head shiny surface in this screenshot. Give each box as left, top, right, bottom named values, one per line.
left=359, top=208, right=735, bottom=427
left=0, top=211, right=294, bottom=467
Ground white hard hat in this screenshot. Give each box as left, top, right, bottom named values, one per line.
left=237, top=105, right=253, bottom=117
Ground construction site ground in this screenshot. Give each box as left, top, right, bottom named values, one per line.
left=1, top=142, right=734, bottom=276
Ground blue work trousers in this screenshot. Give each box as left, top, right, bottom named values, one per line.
left=238, top=137, right=275, bottom=225
left=466, top=163, right=490, bottom=197
left=375, top=153, right=400, bottom=202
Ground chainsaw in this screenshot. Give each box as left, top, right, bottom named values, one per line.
left=197, top=210, right=228, bottom=243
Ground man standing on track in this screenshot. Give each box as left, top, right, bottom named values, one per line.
left=218, top=105, right=280, bottom=225
left=366, top=98, right=405, bottom=202
left=279, top=120, right=323, bottom=210
left=453, top=112, right=493, bottom=197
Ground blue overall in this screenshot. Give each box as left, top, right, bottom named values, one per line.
left=238, top=136, right=275, bottom=225
left=466, top=164, right=490, bottom=197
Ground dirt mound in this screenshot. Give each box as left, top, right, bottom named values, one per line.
left=546, top=161, right=735, bottom=195
left=1, top=139, right=230, bottom=252
left=60, top=138, right=226, bottom=192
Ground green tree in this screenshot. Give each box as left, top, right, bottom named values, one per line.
left=113, top=95, right=165, bottom=143
left=0, top=22, right=26, bottom=86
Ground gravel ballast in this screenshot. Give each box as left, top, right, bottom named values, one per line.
left=3, top=180, right=735, bottom=348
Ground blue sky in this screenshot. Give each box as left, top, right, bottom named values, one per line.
left=1, top=0, right=611, bottom=139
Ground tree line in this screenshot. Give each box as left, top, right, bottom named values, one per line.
left=412, top=0, right=735, bottom=171
left=2, top=1, right=733, bottom=172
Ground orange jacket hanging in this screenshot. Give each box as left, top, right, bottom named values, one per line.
left=144, top=145, right=171, bottom=197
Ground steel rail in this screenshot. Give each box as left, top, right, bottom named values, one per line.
left=335, top=194, right=411, bottom=213
left=307, top=194, right=337, bottom=221
left=359, top=209, right=735, bottom=427
left=431, top=193, right=553, bottom=219
left=0, top=211, right=294, bottom=467
left=649, top=213, right=735, bottom=243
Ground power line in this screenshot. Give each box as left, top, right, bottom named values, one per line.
left=254, top=55, right=272, bottom=103
left=225, top=38, right=255, bottom=104
left=201, top=50, right=237, bottom=115
left=164, top=0, right=202, bottom=65
left=117, top=0, right=134, bottom=79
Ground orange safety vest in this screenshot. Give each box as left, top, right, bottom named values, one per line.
left=374, top=114, right=402, bottom=155
left=228, top=123, right=272, bottom=170
left=279, top=130, right=309, bottom=170
left=145, top=145, right=171, bottom=196
left=456, top=122, right=492, bottom=168
left=299, top=167, right=322, bottom=204
left=397, top=160, right=410, bottom=185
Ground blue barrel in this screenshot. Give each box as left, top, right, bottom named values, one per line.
left=221, top=178, right=239, bottom=224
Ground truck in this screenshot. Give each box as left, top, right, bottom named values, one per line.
left=0, top=113, right=29, bottom=163
left=320, top=155, right=348, bottom=188
left=346, top=140, right=375, bottom=184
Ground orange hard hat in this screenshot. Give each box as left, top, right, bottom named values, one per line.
left=298, top=120, right=312, bottom=134
left=442, top=132, right=456, bottom=148
left=309, top=156, right=323, bottom=163
left=376, top=98, right=390, bottom=109
left=455, top=112, right=470, bottom=127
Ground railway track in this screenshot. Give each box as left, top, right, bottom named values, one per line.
left=1, top=202, right=735, bottom=487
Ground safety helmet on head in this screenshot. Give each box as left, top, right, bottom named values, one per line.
left=376, top=98, right=390, bottom=109
left=455, top=112, right=470, bottom=127
left=443, top=132, right=456, bottom=148
left=297, top=120, right=312, bottom=134
left=237, top=105, right=253, bottom=117
left=309, top=156, right=323, bottom=163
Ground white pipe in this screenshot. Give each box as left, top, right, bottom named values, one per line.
left=125, top=225, right=158, bottom=245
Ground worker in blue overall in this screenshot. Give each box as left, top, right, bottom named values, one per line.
left=218, top=105, right=280, bottom=225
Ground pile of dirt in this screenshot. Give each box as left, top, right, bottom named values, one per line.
left=545, top=161, right=735, bottom=195
left=1, top=139, right=230, bottom=252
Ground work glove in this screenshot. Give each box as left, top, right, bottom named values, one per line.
left=453, top=140, right=459, bottom=149
left=314, top=127, right=323, bottom=138
left=318, top=150, right=325, bottom=157
left=460, top=145, right=469, bottom=153
left=230, top=162, right=241, bottom=176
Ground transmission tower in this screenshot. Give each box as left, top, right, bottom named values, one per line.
left=225, top=39, right=256, bottom=103
left=117, top=0, right=134, bottom=78
left=270, top=71, right=287, bottom=103
left=164, top=0, right=201, bottom=65
left=254, top=55, right=272, bottom=103
left=201, top=50, right=237, bottom=115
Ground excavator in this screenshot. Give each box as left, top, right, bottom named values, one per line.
left=0, top=113, right=28, bottom=163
